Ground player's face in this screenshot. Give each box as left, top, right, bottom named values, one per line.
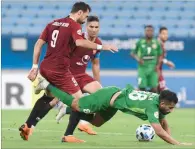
left=159, top=101, right=175, bottom=115
left=87, top=21, right=99, bottom=38
left=145, top=27, right=154, bottom=39
left=77, top=10, right=89, bottom=24
left=159, top=30, right=168, bottom=42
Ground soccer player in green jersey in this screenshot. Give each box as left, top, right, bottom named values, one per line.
left=34, top=76, right=192, bottom=145
left=131, top=25, right=163, bottom=93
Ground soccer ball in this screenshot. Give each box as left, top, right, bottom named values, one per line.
left=136, top=124, right=155, bottom=141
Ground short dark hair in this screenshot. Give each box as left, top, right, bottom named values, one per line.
left=87, top=15, right=99, bottom=23
left=159, top=26, right=168, bottom=33
left=71, top=2, right=91, bottom=13
left=144, top=25, right=154, bottom=29
left=159, top=90, right=178, bottom=104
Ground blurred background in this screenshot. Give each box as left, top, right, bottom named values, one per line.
left=2, top=0, right=195, bottom=110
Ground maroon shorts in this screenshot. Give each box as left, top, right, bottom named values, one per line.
left=74, top=73, right=95, bottom=90
left=158, top=73, right=166, bottom=92
left=40, top=67, right=80, bottom=94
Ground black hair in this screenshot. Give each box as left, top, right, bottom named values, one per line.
left=87, top=15, right=99, bottom=23
left=159, top=90, right=178, bottom=104
left=71, top=1, right=91, bottom=13
left=144, top=25, right=154, bottom=29
left=159, top=26, right=168, bottom=33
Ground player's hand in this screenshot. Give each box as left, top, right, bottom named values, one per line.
left=167, top=61, right=175, bottom=69
left=138, top=59, right=144, bottom=65
left=27, top=67, right=38, bottom=81
left=179, top=142, right=193, bottom=146
left=102, top=44, right=118, bottom=53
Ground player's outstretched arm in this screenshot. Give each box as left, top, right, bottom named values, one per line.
left=28, top=39, right=46, bottom=81
left=75, top=39, right=118, bottom=53
left=160, top=118, right=171, bottom=135
left=151, top=123, right=180, bottom=145
left=151, top=123, right=192, bottom=145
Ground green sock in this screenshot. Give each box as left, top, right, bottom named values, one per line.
left=47, top=84, right=74, bottom=107
left=66, top=107, right=72, bottom=114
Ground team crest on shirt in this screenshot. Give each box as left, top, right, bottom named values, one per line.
left=77, top=29, right=82, bottom=35
left=152, top=43, right=157, bottom=49
left=82, top=55, right=91, bottom=64
left=154, top=111, right=159, bottom=119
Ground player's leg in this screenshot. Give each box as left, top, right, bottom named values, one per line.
left=148, top=71, right=158, bottom=93
left=138, top=68, right=147, bottom=91
left=77, top=74, right=102, bottom=135
left=90, top=108, right=118, bottom=127
left=19, top=93, right=54, bottom=140
left=158, top=73, right=166, bottom=93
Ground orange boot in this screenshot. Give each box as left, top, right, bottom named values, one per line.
left=78, top=123, right=97, bottom=135
left=19, top=123, right=31, bottom=141
left=61, top=136, right=85, bottom=143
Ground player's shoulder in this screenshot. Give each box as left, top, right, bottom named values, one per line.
left=137, top=38, right=145, bottom=44
left=152, top=38, right=160, bottom=44
left=95, top=37, right=102, bottom=45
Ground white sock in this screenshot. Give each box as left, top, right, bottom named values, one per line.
left=79, top=120, right=89, bottom=125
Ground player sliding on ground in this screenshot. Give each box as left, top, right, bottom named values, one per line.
left=34, top=75, right=192, bottom=145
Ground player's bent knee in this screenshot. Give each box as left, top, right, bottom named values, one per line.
left=91, top=114, right=105, bottom=127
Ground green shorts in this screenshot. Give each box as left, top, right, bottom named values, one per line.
left=138, top=66, right=158, bottom=89
left=78, top=86, right=120, bottom=122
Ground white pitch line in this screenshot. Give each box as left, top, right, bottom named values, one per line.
left=2, top=128, right=195, bottom=137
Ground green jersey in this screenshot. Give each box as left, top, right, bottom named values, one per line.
left=113, top=85, right=165, bottom=123
left=132, top=38, right=162, bottom=67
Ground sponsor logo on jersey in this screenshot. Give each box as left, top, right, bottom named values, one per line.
left=76, top=62, right=84, bottom=66
left=152, top=43, right=157, bottom=49
left=154, top=111, right=159, bottom=119
left=77, top=29, right=82, bottom=35
left=52, top=22, right=69, bottom=27
left=82, top=55, right=91, bottom=64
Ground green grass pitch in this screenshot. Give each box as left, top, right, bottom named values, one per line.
left=2, top=109, right=195, bottom=149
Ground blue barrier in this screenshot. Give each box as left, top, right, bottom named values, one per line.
left=2, top=35, right=195, bottom=70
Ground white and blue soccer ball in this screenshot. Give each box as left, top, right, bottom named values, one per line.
left=136, top=124, right=155, bottom=141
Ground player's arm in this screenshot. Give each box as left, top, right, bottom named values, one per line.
left=147, top=107, right=179, bottom=145
left=33, top=39, right=46, bottom=65
left=151, top=123, right=180, bottom=145
left=163, top=59, right=175, bottom=69
left=130, top=40, right=144, bottom=64
left=92, top=57, right=100, bottom=82
left=28, top=25, right=48, bottom=81
left=160, top=118, right=171, bottom=135
left=72, top=24, right=118, bottom=52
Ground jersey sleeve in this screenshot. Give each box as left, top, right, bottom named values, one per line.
left=146, top=105, right=160, bottom=123
left=39, top=24, right=49, bottom=42
left=71, top=22, right=83, bottom=42
left=131, top=40, right=140, bottom=54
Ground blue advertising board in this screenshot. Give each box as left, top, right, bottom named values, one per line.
left=2, top=35, right=195, bottom=70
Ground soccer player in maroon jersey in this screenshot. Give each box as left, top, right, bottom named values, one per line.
left=158, top=27, right=175, bottom=92
left=19, top=2, right=117, bottom=142
left=56, top=16, right=103, bottom=135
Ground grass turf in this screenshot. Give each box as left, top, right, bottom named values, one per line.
left=2, top=109, right=195, bottom=149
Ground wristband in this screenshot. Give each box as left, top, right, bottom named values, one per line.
left=32, top=64, right=38, bottom=68
left=163, top=59, right=168, bottom=64
left=97, top=44, right=102, bottom=50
